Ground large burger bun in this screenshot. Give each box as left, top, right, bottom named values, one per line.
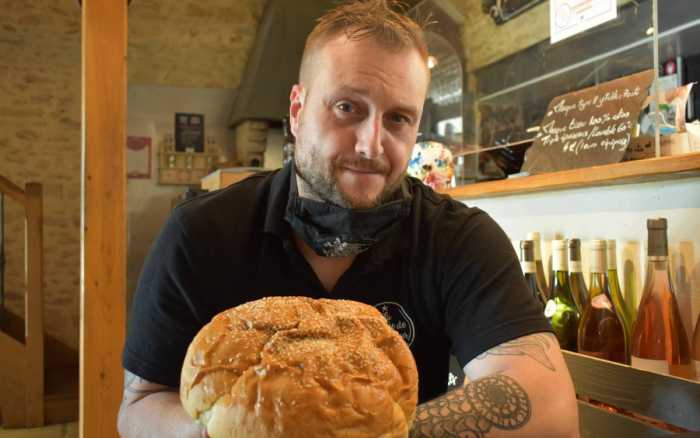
left=180, top=296, right=419, bottom=438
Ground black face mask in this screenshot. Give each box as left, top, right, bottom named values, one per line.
left=284, top=169, right=411, bottom=257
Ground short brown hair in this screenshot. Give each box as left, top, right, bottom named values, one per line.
left=299, top=0, right=429, bottom=84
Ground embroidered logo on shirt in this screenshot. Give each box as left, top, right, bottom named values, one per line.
left=375, top=301, right=415, bottom=346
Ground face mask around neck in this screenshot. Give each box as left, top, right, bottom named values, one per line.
left=284, top=170, right=411, bottom=257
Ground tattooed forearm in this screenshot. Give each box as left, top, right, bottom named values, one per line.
left=475, top=333, right=555, bottom=371
left=410, top=374, right=531, bottom=438
left=120, top=370, right=175, bottom=413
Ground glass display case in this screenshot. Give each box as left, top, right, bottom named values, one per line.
left=414, top=1, right=700, bottom=434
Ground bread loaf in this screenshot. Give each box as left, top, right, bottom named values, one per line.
left=180, top=296, right=418, bottom=438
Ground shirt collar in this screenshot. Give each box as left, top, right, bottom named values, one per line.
left=262, top=161, right=293, bottom=238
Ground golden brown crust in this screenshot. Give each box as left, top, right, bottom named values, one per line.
left=180, top=297, right=418, bottom=438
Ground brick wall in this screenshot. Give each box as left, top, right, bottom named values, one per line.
left=0, top=0, right=266, bottom=351
left=0, top=1, right=82, bottom=350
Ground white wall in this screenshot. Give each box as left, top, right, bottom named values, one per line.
left=463, top=176, right=700, bottom=341
left=126, top=84, right=237, bottom=307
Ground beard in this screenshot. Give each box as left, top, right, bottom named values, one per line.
left=293, top=136, right=403, bottom=210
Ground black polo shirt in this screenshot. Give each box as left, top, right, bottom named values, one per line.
left=123, top=162, right=551, bottom=403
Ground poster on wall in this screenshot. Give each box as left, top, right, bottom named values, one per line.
left=175, top=113, right=205, bottom=152
left=550, top=0, right=617, bottom=44
left=127, top=136, right=152, bottom=179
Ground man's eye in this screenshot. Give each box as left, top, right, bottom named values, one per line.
left=337, top=102, right=354, bottom=113
left=388, top=113, right=410, bottom=125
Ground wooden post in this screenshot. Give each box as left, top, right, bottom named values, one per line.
left=24, top=182, right=44, bottom=427
left=80, top=1, right=127, bottom=437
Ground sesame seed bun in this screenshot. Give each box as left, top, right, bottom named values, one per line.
left=180, top=296, right=418, bottom=438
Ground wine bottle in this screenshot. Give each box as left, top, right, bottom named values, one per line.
left=567, top=238, right=589, bottom=313
left=606, top=239, right=633, bottom=340
left=631, top=218, right=695, bottom=379
left=520, top=240, right=547, bottom=309
left=578, top=240, right=628, bottom=364
left=526, top=232, right=550, bottom=299
left=545, top=240, right=580, bottom=351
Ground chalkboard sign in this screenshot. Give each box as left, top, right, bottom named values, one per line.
left=175, top=113, right=205, bottom=153
left=522, top=70, right=655, bottom=174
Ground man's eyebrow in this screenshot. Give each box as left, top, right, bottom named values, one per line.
left=333, top=85, right=369, bottom=97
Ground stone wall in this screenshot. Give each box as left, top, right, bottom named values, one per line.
left=0, top=0, right=82, bottom=350
left=0, top=0, right=267, bottom=351
left=448, top=0, right=637, bottom=72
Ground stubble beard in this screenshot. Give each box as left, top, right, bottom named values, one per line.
left=293, top=139, right=404, bottom=210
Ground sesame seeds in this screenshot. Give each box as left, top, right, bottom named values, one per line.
left=181, top=296, right=419, bottom=435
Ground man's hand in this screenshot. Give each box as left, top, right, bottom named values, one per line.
left=410, top=332, right=579, bottom=437
left=117, top=370, right=207, bottom=438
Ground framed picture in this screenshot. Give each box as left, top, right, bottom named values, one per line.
left=175, top=113, right=205, bottom=152
left=127, top=136, right=152, bottom=179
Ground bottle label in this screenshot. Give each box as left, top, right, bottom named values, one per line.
left=569, top=261, right=582, bottom=273
left=631, top=356, right=670, bottom=375
left=521, top=261, right=536, bottom=273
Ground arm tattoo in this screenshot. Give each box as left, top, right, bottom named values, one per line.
left=475, top=333, right=555, bottom=371
left=410, top=374, right=531, bottom=437
left=121, top=370, right=175, bottom=405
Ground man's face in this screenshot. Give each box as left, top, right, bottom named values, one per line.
left=289, top=35, right=429, bottom=209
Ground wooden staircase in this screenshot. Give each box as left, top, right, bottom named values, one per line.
left=0, top=311, right=79, bottom=427
left=0, top=176, right=79, bottom=428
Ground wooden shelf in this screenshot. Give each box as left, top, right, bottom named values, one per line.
left=444, top=152, right=700, bottom=200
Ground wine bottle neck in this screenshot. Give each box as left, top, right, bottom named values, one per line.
left=606, top=243, right=617, bottom=270
left=590, top=240, right=607, bottom=273
left=588, top=272, right=607, bottom=298
left=521, top=260, right=536, bottom=274
left=567, top=241, right=582, bottom=272
left=552, top=248, right=567, bottom=272
left=569, top=260, right=583, bottom=273
left=647, top=228, right=668, bottom=257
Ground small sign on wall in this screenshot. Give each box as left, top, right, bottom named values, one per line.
left=127, top=136, right=152, bottom=179
left=175, top=113, right=205, bottom=153
left=550, top=0, right=617, bottom=44
left=522, top=69, right=654, bottom=174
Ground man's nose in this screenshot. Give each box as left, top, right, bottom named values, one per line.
left=355, top=114, right=384, bottom=159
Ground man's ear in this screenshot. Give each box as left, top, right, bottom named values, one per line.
left=289, top=84, right=306, bottom=138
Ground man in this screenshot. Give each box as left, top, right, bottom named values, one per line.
left=118, top=1, right=579, bottom=437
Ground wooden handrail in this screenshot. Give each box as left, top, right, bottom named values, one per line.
left=0, top=177, right=45, bottom=427
left=0, top=175, right=26, bottom=205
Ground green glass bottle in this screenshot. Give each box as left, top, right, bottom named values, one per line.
left=606, top=239, right=633, bottom=341
left=545, top=240, right=580, bottom=351
left=526, top=232, right=550, bottom=300
left=567, top=238, right=589, bottom=313
left=520, top=240, right=548, bottom=309
left=578, top=240, right=629, bottom=364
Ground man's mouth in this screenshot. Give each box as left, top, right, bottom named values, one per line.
left=342, top=166, right=383, bottom=174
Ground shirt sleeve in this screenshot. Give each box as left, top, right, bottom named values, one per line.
left=122, top=210, right=207, bottom=388
left=440, top=210, right=553, bottom=368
